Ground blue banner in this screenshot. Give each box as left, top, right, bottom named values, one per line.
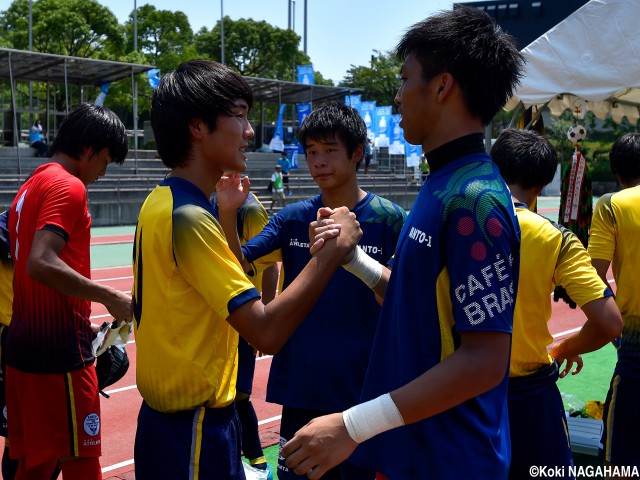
left=374, top=106, right=392, bottom=147
left=297, top=102, right=311, bottom=128
left=269, top=104, right=286, bottom=152
left=405, top=142, right=422, bottom=167
left=297, top=65, right=315, bottom=85
left=359, top=101, right=377, bottom=143
left=147, top=69, right=160, bottom=90
left=345, top=95, right=362, bottom=112
left=389, top=114, right=404, bottom=155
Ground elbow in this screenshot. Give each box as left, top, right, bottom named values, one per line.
left=250, top=335, right=284, bottom=356
left=26, top=256, right=48, bottom=284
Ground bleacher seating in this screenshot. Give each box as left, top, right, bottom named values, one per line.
left=0, top=148, right=420, bottom=225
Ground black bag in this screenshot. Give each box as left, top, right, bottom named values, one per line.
left=95, top=345, right=129, bottom=398
left=266, top=180, right=274, bottom=193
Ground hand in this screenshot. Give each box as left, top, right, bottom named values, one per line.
left=104, top=289, right=132, bottom=325
left=309, top=207, right=341, bottom=256
left=216, top=174, right=250, bottom=213
left=549, top=341, right=583, bottom=378
left=281, top=413, right=358, bottom=479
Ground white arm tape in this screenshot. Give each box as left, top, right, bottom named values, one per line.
left=342, top=246, right=383, bottom=289
left=342, top=393, right=405, bottom=444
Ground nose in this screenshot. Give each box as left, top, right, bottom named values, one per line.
left=394, top=87, right=402, bottom=105
left=245, top=121, right=254, bottom=139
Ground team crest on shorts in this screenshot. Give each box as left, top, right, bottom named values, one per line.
left=84, top=413, right=100, bottom=436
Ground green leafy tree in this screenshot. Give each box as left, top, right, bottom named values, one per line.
left=125, top=4, right=197, bottom=74
left=195, top=17, right=311, bottom=80
left=0, top=0, right=124, bottom=58
left=340, top=50, right=402, bottom=109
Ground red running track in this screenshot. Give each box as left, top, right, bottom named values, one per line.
left=0, top=247, right=614, bottom=479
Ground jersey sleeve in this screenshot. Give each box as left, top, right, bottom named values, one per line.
left=241, top=214, right=283, bottom=274
left=37, top=176, right=86, bottom=238
left=240, top=198, right=269, bottom=243
left=446, top=193, right=517, bottom=333
left=588, top=193, right=616, bottom=262
left=555, top=226, right=609, bottom=307
left=172, top=204, right=259, bottom=319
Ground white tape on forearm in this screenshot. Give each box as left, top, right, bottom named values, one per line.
left=342, top=393, right=405, bottom=444
left=342, top=246, right=383, bottom=289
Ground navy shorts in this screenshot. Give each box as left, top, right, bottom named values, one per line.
left=237, top=337, right=256, bottom=395
left=508, top=361, right=574, bottom=479
left=601, top=370, right=640, bottom=468
left=278, top=406, right=375, bottom=480
left=135, top=401, right=245, bottom=480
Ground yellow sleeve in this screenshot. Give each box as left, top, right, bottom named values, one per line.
left=173, top=204, right=258, bottom=319
left=554, top=226, right=609, bottom=307
left=588, top=193, right=616, bottom=262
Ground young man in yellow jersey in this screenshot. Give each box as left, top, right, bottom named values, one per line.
left=589, top=132, right=640, bottom=471
left=491, top=128, right=622, bottom=479
left=132, top=60, right=360, bottom=480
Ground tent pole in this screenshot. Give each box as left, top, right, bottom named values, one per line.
left=63, top=59, right=69, bottom=113
left=8, top=53, right=21, bottom=176
left=132, top=67, right=138, bottom=174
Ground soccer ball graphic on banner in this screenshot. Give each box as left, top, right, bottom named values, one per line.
left=567, top=125, right=587, bottom=144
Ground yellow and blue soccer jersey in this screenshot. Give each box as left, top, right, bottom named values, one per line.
left=353, top=152, right=520, bottom=478
left=132, top=177, right=260, bottom=412
left=589, top=187, right=640, bottom=368
left=511, top=205, right=610, bottom=377
left=0, top=211, right=12, bottom=327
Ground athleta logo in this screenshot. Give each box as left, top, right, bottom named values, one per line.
left=289, top=238, right=310, bottom=248
left=408, top=227, right=432, bottom=246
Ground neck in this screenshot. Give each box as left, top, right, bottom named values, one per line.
left=52, top=153, right=82, bottom=181
left=320, top=179, right=366, bottom=210
left=508, top=184, right=536, bottom=210
left=171, top=163, right=218, bottom=199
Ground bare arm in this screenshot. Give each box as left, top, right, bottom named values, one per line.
left=281, top=330, right=510, bottom=478
left=227, top=207, right=361, bottom=355
left=261, top=263, right=279, bottom=305
left=591, top=258, right=612, bottom=288
left=549, top=296, right=622, bottom=377
left=28, top=229, right=131, bottom=322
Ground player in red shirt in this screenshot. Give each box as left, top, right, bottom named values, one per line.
left=6, top=104, right=131, bottom=480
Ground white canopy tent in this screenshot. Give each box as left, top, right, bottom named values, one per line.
left=505, top=0, right=640, bottom=123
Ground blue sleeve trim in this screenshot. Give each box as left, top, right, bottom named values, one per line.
left=228, top=288, right=261, bottom=315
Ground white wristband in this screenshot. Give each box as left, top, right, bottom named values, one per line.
left=342, top=246, right=383, bottom=289
left=342, top=393, right=405, bottom=444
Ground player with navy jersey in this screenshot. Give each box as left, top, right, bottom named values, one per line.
left=6, top=104, right=131, bottom=480
left=281, top=7, right=526, bottom=479
left=589, top=133, right=640, bottom=471
left=217, top=102, right=406, bottom=480
left=492, top=129, right=622, bottom=480
left=132, top=60, right=361, bottom=480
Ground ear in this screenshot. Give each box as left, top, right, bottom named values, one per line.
left=188, top=118, right=206, bottom=140
left=352, top=144, right=365, bottom=164
left=436, top=73, right=455, bottom=100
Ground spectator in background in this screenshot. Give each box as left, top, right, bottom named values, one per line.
left=29, top=119, right=48, bottom=158
left=279, top=151, right=292, bottom=196
left=270, top=164, right=286, bottom=213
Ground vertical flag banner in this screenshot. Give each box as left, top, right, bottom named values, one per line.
left=374, top=106, right=392, bottom=147
left=297, top=65, right=314, bottom=85
left=296, top=103, right=312, bottom=129
left=269, top=104, right=286, bottom=152
left=345, top=95, right=362, bottom=113
left=405, top=142, right=422, bottom=167
left=360, top=101, right=377, bottom=143
left=389, top=114, right=405, bottom=155
left=147, top=69, right=161, bottom=90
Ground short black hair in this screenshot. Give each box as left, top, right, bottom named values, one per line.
left=49, top=103, right=128, bottom=164
left=491, top=128, right=558, bottom=189
left=609, top=133, right=640, bottom=184
left=296, top=102, right=367, bottom=163
left=151, top=60, right=254, bottom=168
left=396, top=6, right=524, bottom=125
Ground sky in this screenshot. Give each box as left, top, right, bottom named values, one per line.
left=0, top=0, right=480, bottom=84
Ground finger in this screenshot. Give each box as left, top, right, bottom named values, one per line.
left=309, top=238, right=325, bottom=256
left=317, top=207, right=334, bottom=220
left=572, top=357, right=583, bottom=375
left=281, top=436, right=302, bottom=460
left=558, top=361, right=570, bottom=379
left=242, top=175, right=251, bottom=192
